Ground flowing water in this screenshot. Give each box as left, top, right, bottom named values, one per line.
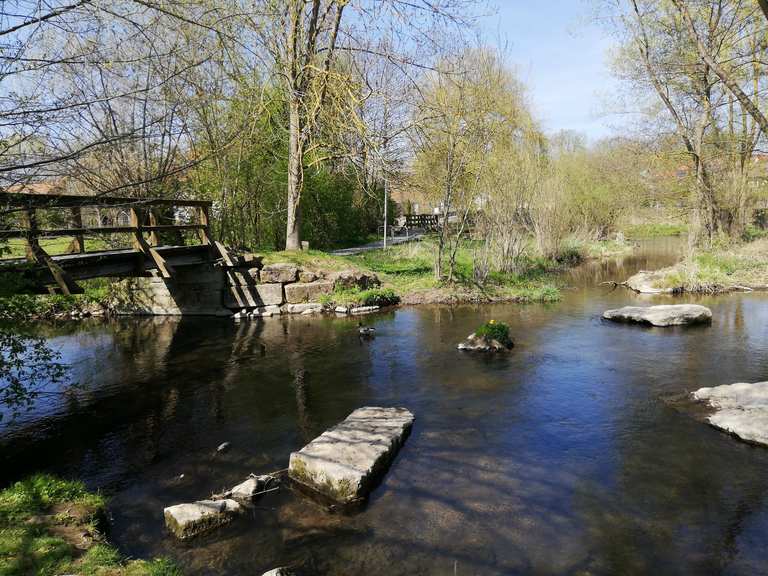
left=5, top=237, right=768, bottom=575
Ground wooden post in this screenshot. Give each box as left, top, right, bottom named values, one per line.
left=197, top=205, right=212, bottom=245
left=20, top=208, right=83, bottom=295
left=69, top=206, right=85, bottom=253
left=147, top=208, right=159, bottom=247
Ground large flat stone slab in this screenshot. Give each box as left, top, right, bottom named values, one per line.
left=288, top=406, right=414, bottom=503
left=693, top=382, right=768, bottom=446
left=603, top=304, right=712, bottom=327
left=163, top=499, right=241, bottom=540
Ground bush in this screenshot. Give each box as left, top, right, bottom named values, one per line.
left=475, top=320, right=513, bottom=347
left=326, top=286, right=401, bottom=308
left=359, top=288, right=400, bottom=307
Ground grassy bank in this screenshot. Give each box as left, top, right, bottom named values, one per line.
left=0, top=474, right=178, bottom=576
left=653, top=237, right=768, bottom=293
left=264, top=236, right=631, bottom=306
left=0, top=278, right=110, bottom=321
left=622, top=222, right=688, bottom=238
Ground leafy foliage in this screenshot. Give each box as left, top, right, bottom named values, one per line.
left=0, top=330, right=69, bottom=421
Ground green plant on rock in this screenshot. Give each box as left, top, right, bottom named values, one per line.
left=475, top=320, right=513, bottom=347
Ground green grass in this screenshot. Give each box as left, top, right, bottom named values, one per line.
left=0, top=237, right=111, bottom=259
left=256, top=237, right=581, bottom=305
left=623, top=222, right=688, bottom=238
left=0, top=474, right=180, bottom=576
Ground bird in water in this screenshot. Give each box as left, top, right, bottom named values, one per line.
left=358, top=322, right=376, bottom=338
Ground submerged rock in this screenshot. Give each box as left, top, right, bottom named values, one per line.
left=288, top=406, right=414, bottom=504
left=457, top=333, right=513, bottom=352
left=625, top=269, right=680, bottom=294
left=693, top=382, right=768, bottom=446
left=261, top=569, right=293, bottom=576
left=603, top=304, right=712, bottom=327
left=224, top=474, right=278, bottom=503
left=163, top=499, right=242, bottom=540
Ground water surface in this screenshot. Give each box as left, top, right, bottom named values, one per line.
left=4, top=238, right=768, bottom=575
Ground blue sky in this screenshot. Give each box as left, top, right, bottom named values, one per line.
left=479, top=1, right=621, bottom=141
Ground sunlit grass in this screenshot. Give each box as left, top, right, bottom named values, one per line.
left=0, top=474, right=180, bottom=576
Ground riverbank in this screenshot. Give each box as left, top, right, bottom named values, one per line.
left=0, top=236, right=632, bottom=320
left=636, top=237, right=768, bottom=294
left=263, top=237, right=631, bottom=307
left=0, top=474, right=178, bottom=575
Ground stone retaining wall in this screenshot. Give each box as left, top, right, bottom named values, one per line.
left=112, top=256, right=380, bottom=316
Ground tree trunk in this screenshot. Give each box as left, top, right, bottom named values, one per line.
left=286, top=97, right=303, bottom=251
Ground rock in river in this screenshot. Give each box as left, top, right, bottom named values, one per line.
left=164, top=499, right=242, bottom=540
left=603, top=304, right=712, bottom=327
left=288, top=406, right=414, bottom=504
left=693, top=382, right=768, bottom=446
left=625, top=269, right=680, bottom=294
left=457, top=333, right=513, bottom=352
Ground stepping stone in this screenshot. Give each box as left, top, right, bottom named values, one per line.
left=693, top=381, right=768, bottom=446
left=603, top=304, right=712, bottom=327
left=288, top=406, right=414, bottom=503
left=164, top=499, right=241, bottom=540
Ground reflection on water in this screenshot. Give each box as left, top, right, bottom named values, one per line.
left=4, top=238, right=768, bottom=574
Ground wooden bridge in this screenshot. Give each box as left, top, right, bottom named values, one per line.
left=0, top=191, right=230, bottom=295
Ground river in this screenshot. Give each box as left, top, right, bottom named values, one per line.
left=4, top=237, right=768, bottom=575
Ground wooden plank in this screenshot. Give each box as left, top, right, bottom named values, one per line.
left=130, top=207, right=174, bottom=279
left=0, top=191, right=211, bottom=209
left=0, top=224, right=206, bottom=240
left=148, top=209, right=159, bottom=247
left=197, top=206, right=212, bottom=246
left=214, top=241, right=235, bottom=267
left=20, top=209, right=83, bottom=295
left=68, top=207, right=85, bottom=254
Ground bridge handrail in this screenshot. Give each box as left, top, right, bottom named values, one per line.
left=0, top=191, right=218, bottom=295
left=0, top=191, right=211, bottom=209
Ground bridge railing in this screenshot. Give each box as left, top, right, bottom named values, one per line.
left=0, top=192, right=216, bottom=294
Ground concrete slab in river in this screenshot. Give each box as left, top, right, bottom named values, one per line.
left=288, top=406, right=414, bottom=503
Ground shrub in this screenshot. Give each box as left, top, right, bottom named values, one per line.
left=475, top=320, right=512, bottom=347
left=359, top=287, right=400, bottom=307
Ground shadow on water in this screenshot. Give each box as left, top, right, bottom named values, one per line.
left=4, top=238, right=768, bottom=574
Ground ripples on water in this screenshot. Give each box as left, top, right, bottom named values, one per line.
left=4, top=238, right=768, bottom=574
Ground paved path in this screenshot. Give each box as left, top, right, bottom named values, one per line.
left=330, top=234, right=423, bottom=256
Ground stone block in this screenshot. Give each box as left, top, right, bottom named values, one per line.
left=284, top=303, right=322, bottom=314
left=225, top=284, right=284, bottom=309
left=299, top=270, right=319, bottom=283
left=164, top=499, right=241, bottom=540
left=284, top=280, right=334, bottom=304
left=251, top=305, right=281, bottom=317
left=260, top=263, right=299, bottom=283
left=328, top=270, right=380, bottom=290
left=289, top=406, right=414, bottom=503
